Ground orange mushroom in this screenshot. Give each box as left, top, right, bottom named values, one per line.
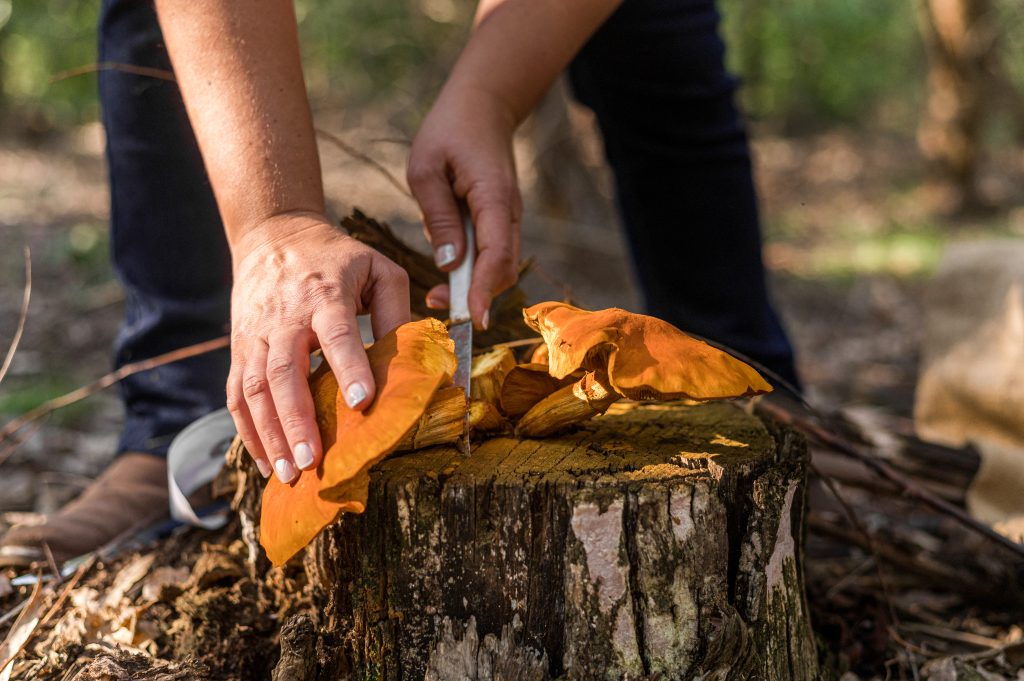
left=260, top=318, right=456, bottom=566
left=318, top=318, right=456, bottom=500
left=522, top=302, right=771, bottom=401
left=260, top=364, right=353, bottom=567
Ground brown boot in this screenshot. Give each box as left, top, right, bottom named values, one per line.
left=0, top=452, right=169, bottom=568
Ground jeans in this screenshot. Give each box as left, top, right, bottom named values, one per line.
left=100, top=0, right=232, bottom=456
left=99, top=0, right=797, bottom=457
left=568, top=0, right=797, bottom=387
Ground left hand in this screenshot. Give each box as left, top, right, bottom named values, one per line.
left=406, top=84, right=523, bottom=329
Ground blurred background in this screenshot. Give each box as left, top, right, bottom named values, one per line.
left=0, top=0, right=1023, bottom=504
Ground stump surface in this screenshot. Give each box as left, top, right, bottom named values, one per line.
left=300, top=402, right=817, bottom=680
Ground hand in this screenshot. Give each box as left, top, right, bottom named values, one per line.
left=407, top=84, right=523, bottom=328
left=227, top=212, right=410, bottom=483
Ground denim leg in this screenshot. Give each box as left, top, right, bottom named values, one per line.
left=568, top=0, right=799, bottom=387
left=100, top=0, right=232, bottom=456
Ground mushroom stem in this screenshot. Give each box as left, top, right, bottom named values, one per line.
left=516, top=372, right=620, bottom=438
left=396, top=387, right=466, bottom=450
left=470, top=346, right=517, bottom=407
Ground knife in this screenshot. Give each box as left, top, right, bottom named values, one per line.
left=449, top=212, right=475, bottom=392
left=448, top=212, right=475, bottom=451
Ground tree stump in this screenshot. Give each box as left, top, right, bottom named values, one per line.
left=286, top=401, right=817, bottom=680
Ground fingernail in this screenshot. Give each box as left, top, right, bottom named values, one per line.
left=294, top=442, right=315, bottom=469
left=274, top=458, right=298, bottom=483
left=345, top=382, right=368, bottom=408
left=482, top=310, right=490, bottom=331
left=255, top=458, right=272, bottom=478
left=426, top=295, right=444, bottom=310
left=434, top=243, right=456, bottom=267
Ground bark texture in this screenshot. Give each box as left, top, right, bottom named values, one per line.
left=254, top=402, right=818, bottom=680
left=914, top=0, right=997, bottom=211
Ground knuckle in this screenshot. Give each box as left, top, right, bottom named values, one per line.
left=266, top=355, right=295, bottom=383
left=406, top=162, right=432, bottom=189
left=302, top=278, right=341, bottom=305
left=242, top=373, right=270, bottom=399
left=225, top=392, right=244, bottom=415
left=320, top=322, right=358, bottom=348
left=425, top=216, right=461, bottom=238
left=385, top=263, right=410, bottom=288
left=278, top=410, right=307, bottom=434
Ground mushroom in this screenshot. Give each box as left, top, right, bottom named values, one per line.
left=260, top=363, right=351, bottom=567
left=523, top=302, right=771, bottom=401
left=517, top=371, right=619, bottom=438
left=470, top=346, right=517, bottom=407
left=260, top=318, right=455, bottom=566
left=499, top=363, right=580, bottom=418
left=514, top=303, right=772, bottom=436
left=318, top=318, right=456, bottom=499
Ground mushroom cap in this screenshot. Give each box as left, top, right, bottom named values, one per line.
left=522, top=302, right=772, bottom=400
left=319, top=317, right=456, bottom=498
left=260, top=318, right=456, bottom=566
left=260, top=364, right=353, bottom=567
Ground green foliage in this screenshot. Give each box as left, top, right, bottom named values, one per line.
left=718, top=0, right=924, bottom=130
left=0, top=0, right=1020, bottom=134
left=0, top=0, right=101, bottom=124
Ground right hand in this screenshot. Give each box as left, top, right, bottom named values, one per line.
left=407, top=84, right=523, bottom=329
left=227, top=212, right=410, bottom=483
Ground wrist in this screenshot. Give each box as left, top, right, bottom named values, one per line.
left=228, top=210, right=334, bottom=268
left=439, top=77, right=521, bottom=133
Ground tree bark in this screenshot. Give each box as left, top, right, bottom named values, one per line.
left=243, top=402, right=818, bottom=680
left=914, top=0, right=997, bottom=212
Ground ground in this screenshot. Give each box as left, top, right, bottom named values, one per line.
left=2, top=107, right=1024, bottom=679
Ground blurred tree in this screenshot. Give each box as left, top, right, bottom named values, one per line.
left=914, top=0, right=997, bottom=213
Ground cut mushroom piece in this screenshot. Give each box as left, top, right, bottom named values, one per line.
left=262, top=318, right=456, bottom=566
left=397, top=386, right=467, bottom=450
left=517, top=371, right=620, bottom=438
left=468, top=399, right=507, bottom=433
left=499, top=363, right=580, bottom=418
left=522, top=302, right=772, bottom=401
left=528, top=342, right=549, bottom=365
left=470, top=346, right=517, bottom=407
left=260, top=364, right=351, bottom=567
left=319, top=318, right=457, bottom=500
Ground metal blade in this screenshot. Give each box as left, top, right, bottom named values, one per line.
left=449, top=212, right=475, bottom=395
left=449, top=321, right=473, bottom=394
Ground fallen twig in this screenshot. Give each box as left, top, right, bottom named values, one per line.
left=759, top=399, right=1024, bottom=560
left=0, top=248, right=31, bottom=388
left=315, top=128, right=413, bottom=201
left=0, top=335, right=230, bottom=445
left=49, top=62, right=175, bottom=84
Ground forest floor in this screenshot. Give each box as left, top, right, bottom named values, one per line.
left=1, top=114, right=1023, bottom=679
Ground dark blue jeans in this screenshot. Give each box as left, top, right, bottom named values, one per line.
left=99, top=0, right=797, bottom=457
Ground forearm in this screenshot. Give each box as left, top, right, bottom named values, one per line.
left=444, top=0, right=622, bottom=125
left=153, top=0, right=324, bottom=252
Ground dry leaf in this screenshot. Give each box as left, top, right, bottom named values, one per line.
left=523, top=302, right=772, bottom=400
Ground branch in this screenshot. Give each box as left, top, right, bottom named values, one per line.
left=0, top=247, right=31, bottom=387
left=758, top=399, right=1024, bottom=560
left=0, top=335, right=230, bottom=445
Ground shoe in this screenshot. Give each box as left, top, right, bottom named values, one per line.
left=0, top=452, right=169, bottom=568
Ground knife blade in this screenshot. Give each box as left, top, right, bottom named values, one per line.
left=449, top=212, right=475, bottom=396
